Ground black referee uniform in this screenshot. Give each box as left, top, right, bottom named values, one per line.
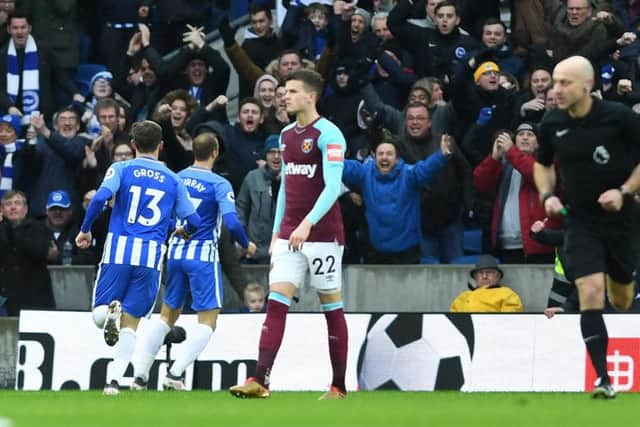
left=537, top=98, right=640, bottom=284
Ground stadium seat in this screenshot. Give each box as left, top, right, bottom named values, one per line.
left=420, top=256, right=440, bottom=264
left=75, top=63, right=108, bottom=96
left=463, top=228, right=483, bottom=254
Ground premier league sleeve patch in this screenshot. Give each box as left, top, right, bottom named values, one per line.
left=327, top=144, right=344, bottom=162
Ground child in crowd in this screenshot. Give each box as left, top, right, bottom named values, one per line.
left=242, top=282, right=266, bottom=313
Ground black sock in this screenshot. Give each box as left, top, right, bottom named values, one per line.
left=580, top=309, right=609, bottom=383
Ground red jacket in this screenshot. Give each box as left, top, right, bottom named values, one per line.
left=473, top=146, right=555, bottom=256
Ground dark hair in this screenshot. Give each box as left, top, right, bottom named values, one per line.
left=373, top=128, right=399, bottom=154
left=55, top=106, right=80, bottom=122
left=306, top=3, right=329, bottom=19
left=192, top=132, right=219, bottom=161
left=434, top=1, right=459, bottom=16
left=249, top=3, right=272, bottom=20
left=111, top=142, right=134, bottom=160
left=94, top=98, right=120, bottom=117
left=152, top=89, right=199, bottom=122
left=239, top=97, right=264, bottom=115
left=131, top=120, right=162, bottom=153
left=278, top=49, right=303, bottom=65
left=286, top=69, right=325, bottom=98
left=482, top=17, right=506, bottom=34
left=8, top=11, right=30, bottom=25
left=409, top=86, right=431, bottom=105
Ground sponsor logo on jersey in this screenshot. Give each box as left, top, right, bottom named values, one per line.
left=593, top=145, right=610, bottom=165
left=285, top=162, right=317, bottom=178
left=555, top=128, right=569, bottom=138
left=226, top=192, right=235, bottom=202
left=327, top=144, right=344, bottom=162
left=301, top=138, right=314, bottom=154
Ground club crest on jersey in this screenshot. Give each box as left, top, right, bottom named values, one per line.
left=301, top=138, right=314, bottom=154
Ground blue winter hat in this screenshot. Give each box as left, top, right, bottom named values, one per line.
left=262, top=134, right=280, bottom=157
left=0, top=114, right=21, bottom=137
left=46, top=190, right=71, bottom=209
left=90, top=71, right=113, bottom=90
left=601, top=64, right=615, bottom=84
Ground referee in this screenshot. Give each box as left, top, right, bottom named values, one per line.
left=534, top=56, right=640, bottom=399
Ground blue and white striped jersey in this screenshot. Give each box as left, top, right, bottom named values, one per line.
left=99, top=157, right=196, bottom=269
left=167, top=166, right=237, bottom=262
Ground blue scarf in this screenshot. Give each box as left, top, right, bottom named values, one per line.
left=0, top=140, right=25, bottom=197
left=7, top=35, right=40, bottom=116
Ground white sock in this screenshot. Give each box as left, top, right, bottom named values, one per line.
left=169, top=323, right=213, bottom=377
left=107, top=327, right=136, bottom=384
left=132, top=318, right=170, bottom=381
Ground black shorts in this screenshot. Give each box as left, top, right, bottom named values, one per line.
left=564, top=220, right=634, bottom=284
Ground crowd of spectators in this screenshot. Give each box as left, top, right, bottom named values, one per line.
left=1, top=0, right=640, bottom=315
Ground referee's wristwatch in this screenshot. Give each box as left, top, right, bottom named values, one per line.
left=619, top=186, right=633, bottom=201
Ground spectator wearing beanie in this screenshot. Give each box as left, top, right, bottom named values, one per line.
left=472, top=122, right=558, bottom=263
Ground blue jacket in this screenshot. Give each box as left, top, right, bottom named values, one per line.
left=343, top=151, right=448, bottom=253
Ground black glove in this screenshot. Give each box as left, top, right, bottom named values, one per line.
left=218, top=16, right=237, bottom=48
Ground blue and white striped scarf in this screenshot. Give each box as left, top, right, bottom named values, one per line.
left=7, top=35, right=39, bottom=116
left=0, top=140, right=25, bottom=197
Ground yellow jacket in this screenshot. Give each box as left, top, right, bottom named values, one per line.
left=449, top=285, right=524, bottom=313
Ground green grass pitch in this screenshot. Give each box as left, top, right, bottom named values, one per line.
left=0, top=391, right=634, bottom=427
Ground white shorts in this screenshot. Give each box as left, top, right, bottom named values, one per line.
left=269, top=239, right=344, bottom=292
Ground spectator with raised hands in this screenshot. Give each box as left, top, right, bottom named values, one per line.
left=342, top=130, right=453, bottom=264
left=152, top=89, right=199, bottom=172
left=542, top=0, right=624, bottom=61
left=472, top=123, right=556, bottom=264
left=21, top=107, right=88, bottom=219
left=144, top=23, right=230, bottom=117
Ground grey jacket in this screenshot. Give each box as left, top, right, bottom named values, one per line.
left=236, top=166, right=279, bottom=263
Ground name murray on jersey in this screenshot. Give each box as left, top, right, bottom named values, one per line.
left=285, top=162, right=317, bottom=178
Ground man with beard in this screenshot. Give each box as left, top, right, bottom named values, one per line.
left=342, top=132, right=452, bottom=264
left=22, top=106, right=89, bottom=218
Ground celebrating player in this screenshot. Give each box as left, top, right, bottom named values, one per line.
left=75, top=120, right=201, bottom=396
left=230, top=69, right=348, bottom=400
left=130, top=132, right=256, bottom=390
left=534, top=56, right=640, bottom=399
